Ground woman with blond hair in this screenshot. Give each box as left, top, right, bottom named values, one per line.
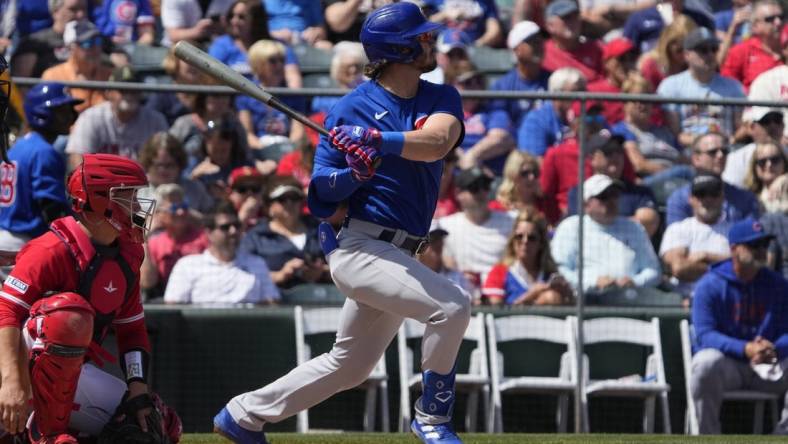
left=482, top=209, right=572, bottom=306
left=238, top=39, right=307, bottom=153
left=490, top=150, right=561, bottom=225
left=743, top=142, right=787, bottom=209
left=637, top=14, right=697, bottom=90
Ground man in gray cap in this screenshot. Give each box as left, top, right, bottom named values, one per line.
left=656, top=27, right=746, bottom=148
left=542, top=0, right=604, bottom=82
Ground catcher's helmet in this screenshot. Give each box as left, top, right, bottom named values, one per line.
left=360, top=2, right=443, bottom=64
left=24, top=82, right=83, bottom=130
left=68, top=154, right=155, bottom=243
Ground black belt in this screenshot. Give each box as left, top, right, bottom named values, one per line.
left=343, top=218, right=429, bottom=255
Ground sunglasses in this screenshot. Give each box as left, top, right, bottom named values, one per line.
left=746, top=238, right=771, bottom=250
left=513, top=233, right=539, bottom=243
left=584, top=114, right=607, bottom=125
left=167, top=202, right=189, bottom=214
left=595, top=189, right=621, bottom=201
left=272, top=194, right=303, bottom=204
left=693, top=45, right=719, bottom=55
left=519, top=169, right=539, bottom=179
left=78, top=37, right=102, bottom=49
left=464, top=180, right=491, bottom=194
left=756, top=155, right=784, bottom=168
left=233, top=185, right=262, bottom=194
left=696, top=147, right=729, bottom=157
left=692, top=189, right=723, bottom=199
left=266, top=56, right=285, bottom=65
left=216, top=221, right=242, bottom=232
left=760, top=14, right=783, bottom=23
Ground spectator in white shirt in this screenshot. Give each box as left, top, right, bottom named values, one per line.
left=722, top=107, right=785, bottom=188
left=164, top=199, right=280, bottom=305
left=660, top=174, right=732, bottom=299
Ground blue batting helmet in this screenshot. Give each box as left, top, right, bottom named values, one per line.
left=24, top=82, right=83, bottom=129
left=360, top=2, right=444, bottom=64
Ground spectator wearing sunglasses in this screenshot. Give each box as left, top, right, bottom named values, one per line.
left=452, top=67, right=514, bottom=176
left=660, top=174, right=732, bottom=300
left=690, top=217, right=788, bottom=435
left=240, top=176, right=328, bottom=289
left=142, top=183, right=209, bottom=300
left=657, top=27, right=746, bottom=148
left=227, top=166, right=267, bottom=230
left=744, top=142, right=788, bottom=210
left=164, top=199, right=280, bottom=305
left=666, top=132, right=761, bottom=225
left=41, top=20, right=111, bottom=113
left=482, top=209, right=572, bottom=306
left=721, top=0, right=783, bottom=91
left=551, top=174, right=661, bottom=293
left=747, top=26, right=788, bottom=146
left=437, top=167, right=515, bottom=297
left=491, top=150, right=561, bottom=226
left=723, top=107, right=785, bottom=189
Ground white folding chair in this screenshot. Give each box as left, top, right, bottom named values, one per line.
left=486, top=314, right=577, bottom=433
left=680, top=319, right=779, bottom=435
left=576, top=316, right=671, bottom=434
left=293, top=306, right=390, bottom=433
left=397, top=313, right=490, bottom=433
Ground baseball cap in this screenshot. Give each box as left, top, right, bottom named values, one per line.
left=507, top=20, right=541, bottom=49
left=437, top=29, right=472, bottom=54
left=228, top=166, right=263, bottom=188
left=455, top=166, right=494, bottom=191
left=743, top=106, right=784, bottom=124
left=583, top=174, right=623, bottom=201
left=690, top=173, right=723, bottom=196
left=683, top=27, right=719, bottom=51
left=545, top=0, right=579, bottom=19
left=602, top=37, right=635, bottom=61
left=109, top=65, right=143, bottom=83
left=586, top=130, right=625, bottom=156
left=268, top=184, right=305, bottom=200
left=63, top=20, right=100, bottom=46
left=728, top=217, right=774, bottom=246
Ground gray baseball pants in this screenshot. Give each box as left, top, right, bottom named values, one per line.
left=691, top=348, right=788, bottom=434
left=227, top=223, right=472, bottom=430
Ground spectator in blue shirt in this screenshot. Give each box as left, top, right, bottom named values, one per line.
left=517, top=67, right=586, bottom=157
left=452, top=68, right=514, bottom=176
left=264, top=0, right=329, bottom=48
left=690, top=217, right=788, bottom=434
left=237, top=39, right=307, bottom=152
left=93, top=0, right=155, bottom=45
left=209, top=0, right=302, bottom=87
left=423, top=0, right=502, bottom=46
left=489, top=20, right=550, bottom=131
left=666, top=132, right=760, bottom=225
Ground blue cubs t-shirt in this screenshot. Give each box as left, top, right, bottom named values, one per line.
left=489, top=68, right=550, bottom=130
left=209, top=35, right=298, bottom=78
left=422, top=0, right=499, bottom=41
left=235, top=81, right=308, bottom=137
left=311, top=80, right=465, bottom=236
left=461, top=106, right=512, bottom=175
left=93, top=0, right=154, bottom=42
left=517, top=101, right=569, bottom=156
left=0, top=132, right=68, bottom=237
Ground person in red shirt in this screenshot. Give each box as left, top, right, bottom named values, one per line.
left=721, top=0, right=784, bottom=91
left=0, top=154, right=180, bottom=444
left=587, top=37, right=639, bottom=125
left=542, top=0, right=604, bottom=82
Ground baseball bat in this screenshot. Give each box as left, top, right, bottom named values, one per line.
left=173, top=41, right=330, bottom=137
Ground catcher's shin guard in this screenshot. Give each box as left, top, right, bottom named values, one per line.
left=26, top=293, right=95, bottom=440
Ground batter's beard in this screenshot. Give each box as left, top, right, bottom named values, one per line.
left=415, top=51, right=438, bottom=73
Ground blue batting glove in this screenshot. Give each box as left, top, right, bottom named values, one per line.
left=329, top=125, right=382, bottom=153
left=345, top=145, right=380, bottom=181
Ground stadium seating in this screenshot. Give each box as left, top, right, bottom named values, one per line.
left=680, top=320, right=780, bottom=435
left=576, top=317, right=671, bottom=434
left=486, top=314, right=577, bottom=433
left=293, top=306, right=390, bottom=432
left=397, top=313, right=490, bottom=432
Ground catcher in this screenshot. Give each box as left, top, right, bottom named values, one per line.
left=0, top=153, right=180, bottom=444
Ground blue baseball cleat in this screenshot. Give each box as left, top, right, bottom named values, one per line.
left=213, top=407, right=268, bottom=444
left=411, top=419, right=463, bottom=444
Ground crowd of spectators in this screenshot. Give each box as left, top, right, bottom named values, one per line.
left=0, top=0, right=786, bottom=312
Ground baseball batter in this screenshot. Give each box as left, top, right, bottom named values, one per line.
left=0, top=154, right=180, bottom=444
left=214, top=3, right=470, bottom=444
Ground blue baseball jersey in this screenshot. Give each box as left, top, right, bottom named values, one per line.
left=460, top=106, right=512, bottom=175
left=93, top=0, right=154, bottom=42
left=311, top=80, right=464, bottom=237
left=0, top=132, right=68, bottom=237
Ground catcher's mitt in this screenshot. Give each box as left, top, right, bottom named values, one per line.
left=98, top=393, right=168, bottom=444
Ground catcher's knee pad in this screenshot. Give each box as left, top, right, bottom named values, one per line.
left=26, top=292, right=95, bottom=438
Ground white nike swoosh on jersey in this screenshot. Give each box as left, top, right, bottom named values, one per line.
left=375, top=111, right=388, bottom=120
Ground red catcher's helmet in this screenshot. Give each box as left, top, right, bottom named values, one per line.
left=67, top=154, right=155, bottom=243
